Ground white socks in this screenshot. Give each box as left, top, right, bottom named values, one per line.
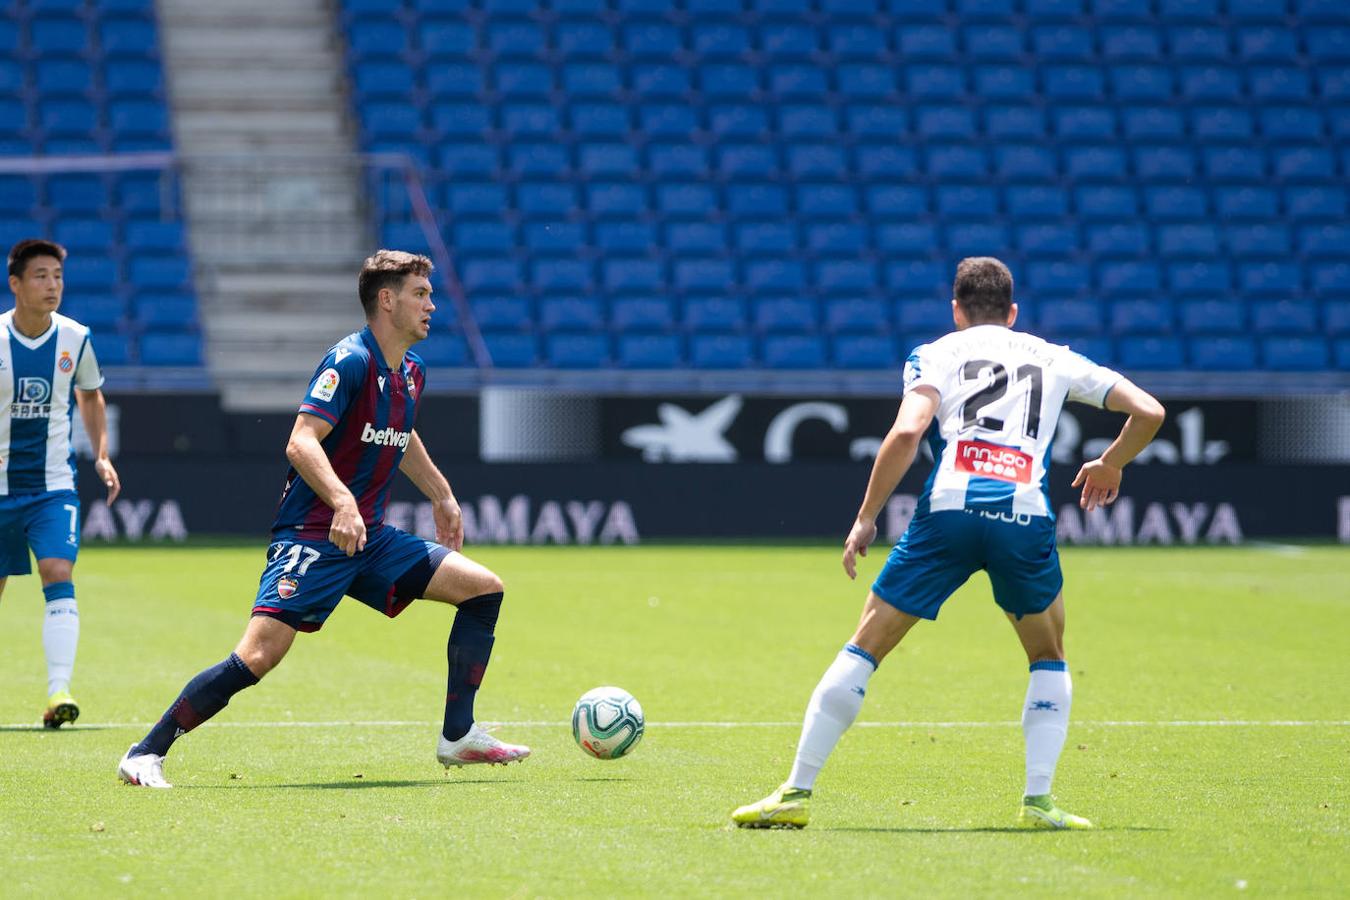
left=1022, top=661, right=1072, bottom=797
left=43, top=598, right=79, bottom=696
left=786, top=644, right=876, bottom=791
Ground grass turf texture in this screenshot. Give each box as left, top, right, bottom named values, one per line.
left=0, top=544, right=1345, bottom=896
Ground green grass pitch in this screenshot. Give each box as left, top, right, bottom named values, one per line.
left=0, top=542, right=1345, bottom=896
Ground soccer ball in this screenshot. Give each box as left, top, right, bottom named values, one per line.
left=572, top=686, right=644, bottom=760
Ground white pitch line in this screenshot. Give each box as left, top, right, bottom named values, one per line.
left=5, top=719, right=1348, bottom=730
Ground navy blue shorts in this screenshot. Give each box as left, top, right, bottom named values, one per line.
left=0, top=490, right=81, bottom=576
left=871, top=509, right=1063, bottom=621
left=252, top=524, right=449, bottom=632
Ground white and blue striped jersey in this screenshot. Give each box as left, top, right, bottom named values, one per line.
left=0, top=310, right=104, bottom=495
left=904, top=325, right=1123, bottom=519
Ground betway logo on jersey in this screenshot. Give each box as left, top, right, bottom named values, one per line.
left=360, top=422, right=411, bottom=449
left=956, top=440, right=1033, bottom=484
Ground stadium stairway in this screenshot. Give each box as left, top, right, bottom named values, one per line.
left=157, top=0, right=373, bottom=410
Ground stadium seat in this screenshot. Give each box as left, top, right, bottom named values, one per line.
left=61, top=295, right=125, bottom=330
left=548, top=333, right=610, bottom=369
left=684, top=297, right=747, bottom=333
left=736, top=222, right=796, bottom=257
left=1252, top=300, right=1319, bottom=334
left=618, top=334, right=682, bottom=368
left=540, top=297, right=605, bottom=333
left=833, top=334, right=897, bottom=369
left=763, top=334, right=827, bottom=369
left=92, top=333, right=133, bottom=367
left=1180, top=299, right=1246, bottom=334
left=1112, top=299, right=1175, bottom=335
left=136, top=294, right=197, bottom=330
left=1190, top=336, right=1258, bottom=370
left=690, top=334, right=754, bottom=368
left=1119, top=336, right=1185, bottom=369
left=139, top=333, right=201, bottom=367
left=1263, top=336, right=1330, bottom=370
left=1039, top=300, right=1105, bottom=335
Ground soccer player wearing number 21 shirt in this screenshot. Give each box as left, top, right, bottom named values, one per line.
left=733, top=258, right=1166, bottom=830
left=119, top=250, right=528, bottom=788
left=2, top=239, right=121, bottom=729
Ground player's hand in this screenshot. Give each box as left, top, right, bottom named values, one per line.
left=433, top=496, right=464, bottom=551
left=1071, top=459, right=1122, bottom=511
left=330, top=499, right=367, bottom=556
left=94, top=457, right=120, bottom=505
left=842, top=516, right=878, bottom=580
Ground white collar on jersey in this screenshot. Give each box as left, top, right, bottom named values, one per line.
left=1, top=310, right=58, bottom=350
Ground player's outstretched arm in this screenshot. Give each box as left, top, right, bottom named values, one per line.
left=286, top=414, right=367, bottom=555
left=75, top=388, right=120, bottom=505
left=1071, top=379, right=1166, bottom=512
left=399, top=430, right=463, bottom=551
left=843, top=387, right=939, bottom=580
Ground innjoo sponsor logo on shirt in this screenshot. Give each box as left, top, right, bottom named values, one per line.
left=955, top=440, right=1033, bottom=484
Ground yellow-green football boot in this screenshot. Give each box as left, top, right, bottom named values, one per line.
left=1018, top=794, right=1093, bottom=830
left=731, top=785, right=811, bottom=829
left=42, top=690, right=80, bottom=729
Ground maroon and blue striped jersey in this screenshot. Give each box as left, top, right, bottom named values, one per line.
left=271, top=327, right=425, bottom=540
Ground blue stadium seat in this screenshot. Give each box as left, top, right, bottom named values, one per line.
left=768, top=64, right=828, bottom=98
left=683, top=297, right=747, bottom=333
left=1337, top=338, right=1350, bottom=369
left=895, top=299, right=955, bottom=336
left=416, top=331, right=469, bottom=368
left=985, top=106, right=1047, bottom=139
left=453, top=222, right=513, bottom=253
left=92, top=333, right=132, bottom=367
left=1227, top=0, right=1290, bottom=21
left=110, top=100, right=167, bottom=136
left=1249, top=67, right=1312, bottom=101
left=1112, top=299, right=1175, bottom=335
left=936, top=186, right=997, bottom=217
left=33, top=18, right=90, bottom=55
left=926, top=145, right=987, bottom=179
left=1180, top=299, right=1246, bottom=334
left=507, top=144, right=566, bottom=177
left=1252, top=300, right=1319, bottom=334
left=837, top=64, right=895, bottom=98
left=1063, top=146, right=1127, bottom=180
left=1214, top=186, right=1278, bottom=218
left=1311, top=262, right=1350, bottom=296
left=736, top=222, right=797, bottom=254
left=540, top=297, right=605, bottom=333
left=556, top=24, right=614, bottom=58
left=1179, top=66, right=1242, bottom=99
left=1306, top=27, right=1350, bottom=62
left=1236, top=26, right=1298, bottom=62
left=754, top=296, right=817, bottom=333
left=994, top=145, right=1057, bottom=179
left=1144, top=185, right=1207, bottom=219
left=656, top=183, right=717, bottom=217
left=136, top=294, right=197, bottom=331
left=570, top=104, right=628, bottom=136
left=562, top=63, right=621, bottom=97
left=1119, top=336, right=1185, bottom=369
left=793, top=144, right=850, bottom=176
left=1193, top=107, right=1255, bottom=142
left=690, top=334, right=754, bottom=368
left=1044, top=67, right=1105, bottom=100
left=41, top=100, right=97, bottom=136
left=1123, top=108, right=1186, bottom=140
left=420, top=21, right=474, bottom=58
left=60, top=295, right=125, bottom=329
left=355, top=62, right=415, bottom=97
left=1101, top=26, right=1163, bottom=61
left=1095, top=0, right=1153, bottom=19
left=1169, top=261, right=1234, bottom=297
left=1031, top=26, right=1094, bottom=61
left=1088, top=223, right=1150, bottom=257
left=763, top=334, right=827, bottom=369
left=1028, top=260, right=1088, bottom=297
left=1061, top=336, right=1115, bottom=364
left=461, top=259, right=523, bottom=292
left=46, top=175, right=107, bottom=213
left=603, top=260, right=664, bottom=293
left=531, top=259, right=592, bottom=292
left=1167, top=26, right=1229, bottom=60
left=1262, top=337, right=1329, bottom=370
left=824, top=298, right=889, bottom=334
left=577, top=143, right=638, bottom=177
left=1225, top=223, right=1290, bottom=256
left=692, top=24, right=751, bottom=58
left=888, top=260, right=947, bottom=296
left=587, top=183, right=646, bottom=217
left=1018, top=223, right=1080, bottom=256
left=1298, top=224, right=1350, bottom=257
left=471, top=296, right=532, bottom=331
left=548, top=333, right=610, bottom=368
left=54, top=219, right=114, bottom=251
left=700, top=63, right=758, bottom=98
left=717, top=144, right=777, bottom=178
left=1190, top=336, right=1258, bottom=370
left=806, top=223, right=868, bottom=255
left=1239, top=261, right=1302, bottom=296
left=973, top=65, right=1035, bottom=98
left=1099, top=261, right=1162, bottom=296
left=673, top=259, right=734, bottom=293
left=1039, top=299, right=1104, bottom=335
left=482, top=333, right=538, bottom=368
left=833, top=334, right=897, bottom=369
left=875, top=222, right=938, bottom=255
left=946, top=222, right=1009, bottom=257
left=524, top=221, right=585, bottom=253
left=64, top=258, right=119, bottom=291
left=595, top=222, right=656, bottom=253
left=106, top=60, right=163, bottom=95
left=488, top=23, right=546, bottom=57
left=666, top=222, right=726, bottom=256
left=517, top=183, right=577, bottom=216
left=639, top=104, right=698, bottom=137
left=611, top=297, right=675, bottom=332
left=647, top=144, right=708, bottom=177
left=445, top=183, right=506, bottom=214
left=1323, top=300, right=1350, bottom=336
left=623, top=23, right=680, bottom=57
left=1157, top=223, right=1220, bottom=257
left=915, top=106, right=975, bottom=139
left=727, top=184, right=788, bottom=217
left=125, top=221, right=184, bottom=251
left=618, top=334, right=681, bottom=368
left=845, top=104, right=909, bottom=138
left=907, top=65, right=965, bottom=99
left=139, top=333, right=202, bottom=367
left=1285, top=186, right=1346, bottom=220
left=36, top=60, right=91, bottom=96
left=1054, top=107, right=1116, bottom=139
left=1110, top=66, right=1175, bottom=100
left=426, top=64, right=483, bottom=95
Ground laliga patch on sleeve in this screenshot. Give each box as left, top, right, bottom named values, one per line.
left=311, top=368, right=340, bottom=402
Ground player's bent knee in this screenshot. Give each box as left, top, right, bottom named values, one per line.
left=36, top=558, right=74, bottom=584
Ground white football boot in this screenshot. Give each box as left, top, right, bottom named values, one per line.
left=117, top=745, right=173, bottom=788
left=436, top=724, right=531, bottom=768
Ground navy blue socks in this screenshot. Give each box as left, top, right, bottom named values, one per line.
left=132, top=653, right=259, bottom=757
left=443, top=592, right=503, bottom=741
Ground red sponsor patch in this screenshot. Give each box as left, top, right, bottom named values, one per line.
left=277, top=577, right=299, bottom=599
left=955, top=440, right=1033, bottom=484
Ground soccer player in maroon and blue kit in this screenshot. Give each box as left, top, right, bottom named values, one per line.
left=118, top=251, right=528, bottom=788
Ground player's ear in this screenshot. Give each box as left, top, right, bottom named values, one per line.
left=951, top=299, right=966, bottom=329
left=1007, top=303, right=1019, bottom=328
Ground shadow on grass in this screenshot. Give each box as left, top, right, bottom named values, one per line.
left=0, top=725, right=115, bottom=733
left=823, top=826, right=1168, bottom=834
left=182, top=778, right=513, bottom=790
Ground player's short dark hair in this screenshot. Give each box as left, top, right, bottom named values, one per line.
left=358, top=249, right=433, bottom=318
left=953, top=257, right=1014, bottom=325
left=7, top=239, right=67, bottom=279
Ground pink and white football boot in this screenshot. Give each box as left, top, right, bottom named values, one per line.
left=436, top=724, right=531, bottom=768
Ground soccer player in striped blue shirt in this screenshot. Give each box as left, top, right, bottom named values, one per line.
left=3, top=239, right=121, bottom=728
left=119, top=250, right=528, bottom=788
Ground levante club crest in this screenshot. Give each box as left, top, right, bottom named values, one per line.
left=277, top=577, right=299, bottom=599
